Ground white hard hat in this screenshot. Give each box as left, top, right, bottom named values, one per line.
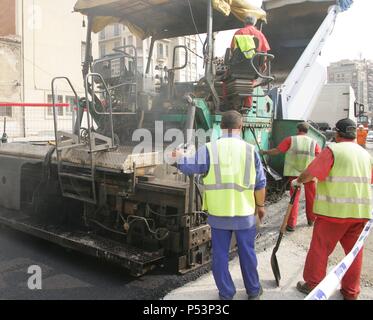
left=359, top=124, right=364, bottom=128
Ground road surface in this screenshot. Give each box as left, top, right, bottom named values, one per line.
left=165, top=143, right=373, bottom=300
left=0, top=144, right=372, bottom=300
left=0, top=188, right=288, bottom=300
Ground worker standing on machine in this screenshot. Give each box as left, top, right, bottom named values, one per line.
left=293, top=118, right=372, bottom=300
left=261, top=122, right=321, bottom=231
left=228, top=14, right=271, bottom=109
left=170, top=110, right=267, bottom=300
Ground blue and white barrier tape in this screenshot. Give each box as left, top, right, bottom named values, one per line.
left=305, top=219, right=373, bottom=300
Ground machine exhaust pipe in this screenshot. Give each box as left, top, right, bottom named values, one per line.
left=184, top=95, right=197, bottom=214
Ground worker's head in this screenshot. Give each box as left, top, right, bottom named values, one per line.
left=335, top=118, right=357, bottom=141
left=296, top=122, right=309, bottom=134
left=358, top=124, right=364, bottom=130
left=221, top=110, right=243, bottom=134
left=243, top=15, right=257, bottom=27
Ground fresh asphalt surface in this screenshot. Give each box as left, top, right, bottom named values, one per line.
left=0, top=226, right=213, bottom=300
left=0, top=194, right=288, bottom=300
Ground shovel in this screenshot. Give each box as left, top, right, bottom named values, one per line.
left=249, top=127, right=282, bottom=181
left=270, top=186, right=300, bottom=287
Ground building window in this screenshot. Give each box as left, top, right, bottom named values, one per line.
left=114, top=41, right=121, bottom=51
left=100, top=44, right=106, bottom=58
left=128, top=36, right=134, bottom=55
left=99, top=29, right=106, bottom=40
left=81, top=42, right=86, bottom=63
left=111, top=59, right=121, bottom=77
left=47, top=94, right=63, bottom=116
left=113, top=23, right=121, bottom=36
left=158, top=43, right=164, bottom=58
left=0, top=107, right=12, bottom=118
left=65, top=96, right=77, bottom=116
left=123, top=37, right=126, bottom=47
left=166, top=45, right=169, bottom=58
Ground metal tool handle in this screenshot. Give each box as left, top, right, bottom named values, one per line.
left=273, top=232, right=284, bottom=252
left=249, top=127, right=270, bottom=170
left=279, top=186, right=300, bottom=234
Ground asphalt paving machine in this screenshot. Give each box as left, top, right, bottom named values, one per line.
left=0, top=0, right=345, bottom=276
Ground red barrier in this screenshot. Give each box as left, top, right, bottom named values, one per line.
left=0, top=102, right=70, bottom=108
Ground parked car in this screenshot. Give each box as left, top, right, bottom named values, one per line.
left=366, top=131, right=373, bottom=143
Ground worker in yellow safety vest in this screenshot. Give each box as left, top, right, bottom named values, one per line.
left=293, top=118, right=373, bottom=300
left=228, top=15, right=271, bottom=109
left=261, top=122, right=321, bottom=231
left=171, top=110, right=267, bottom=300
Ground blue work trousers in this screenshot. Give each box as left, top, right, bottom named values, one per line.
left=211, top=227, right=260, bottom=299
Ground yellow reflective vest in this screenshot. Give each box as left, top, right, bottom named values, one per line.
left=233, top=34, right=257, bottom=59
left=202, top=138, right=257, bottom=217
left=314, top=142, right=373, bottom=220
left=283, top=135, right=317, bottom=177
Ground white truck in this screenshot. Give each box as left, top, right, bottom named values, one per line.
left=308, top=83, right=357, bottom=130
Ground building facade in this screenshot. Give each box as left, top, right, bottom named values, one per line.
left=367, top=61, right=373, bottom=114
left=0, top=0, right=98, bottom=139
left=98, top=23, right=199, bottom=88
left=0, top=36, right=22, bottom=136
left=328, top=59, right=373, bottom=112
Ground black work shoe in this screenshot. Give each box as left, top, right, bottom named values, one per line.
left=296, top=281, right=313, bottom=295
left=248, top=285, right=263, bottom=300
left=286, top=225, right=295, bottom=232
left=340, top=289, right=358, bottom=300
left=307, top=220, right=315, bottom=227
left=219, top=294, right=233, bottom=300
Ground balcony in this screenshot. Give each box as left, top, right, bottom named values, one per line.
left=157, top=55, right=166, bottom=63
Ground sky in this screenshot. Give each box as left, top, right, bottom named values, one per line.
left=212, top=0, right=373, bottom=64
left=319, top=0, right=373, bottom=63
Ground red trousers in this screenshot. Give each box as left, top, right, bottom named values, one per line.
left=244, top=96, right=253, bottom=108
left=288, top=177, right=316, bottom=228
left=303, top=218, right=366, bottom=299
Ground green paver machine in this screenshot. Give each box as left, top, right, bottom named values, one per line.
left=0, top=0, right=336, bottom=275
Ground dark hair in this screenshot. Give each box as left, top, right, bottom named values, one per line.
left=297, top=122, right=309, bottom=133
left=337, top=131, right=356, bottom=139
left=221, top=111, right=243, bottom=130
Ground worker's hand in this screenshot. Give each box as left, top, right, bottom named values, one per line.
left=291, top=178, right=302, bottom=189
left=259, top=150, right=266, bottom=155
left=256, top=206, right=265, bottom=224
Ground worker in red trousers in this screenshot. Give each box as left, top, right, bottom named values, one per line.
left=261, top=122, right=321, bottom=231
left=293, top=118, right=373, bottom=300
left=229, top=14, right=270, bottom=109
